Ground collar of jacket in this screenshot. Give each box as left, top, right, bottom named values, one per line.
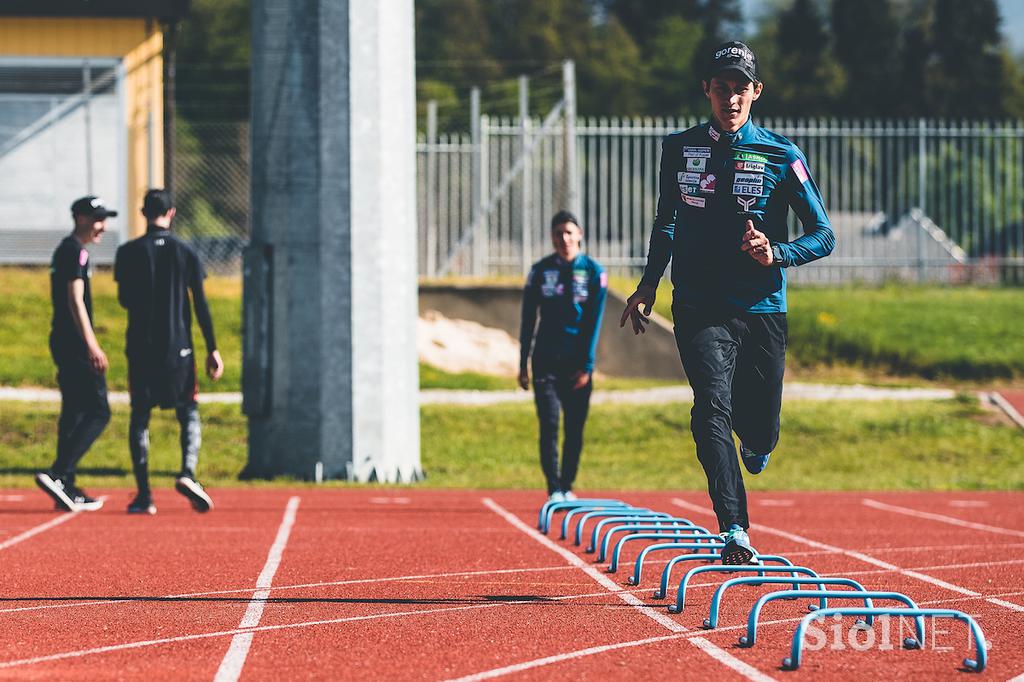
left=707, top=117, right=755, bottom=146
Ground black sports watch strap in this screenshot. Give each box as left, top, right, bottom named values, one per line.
left=771, top=243, right=785, bottom=267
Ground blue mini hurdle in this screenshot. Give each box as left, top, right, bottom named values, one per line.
left=653, top=556, right=795, bottom=599
left=670, top=565, right=821, bottom=614
left=783, top=607, right=988, bottom=672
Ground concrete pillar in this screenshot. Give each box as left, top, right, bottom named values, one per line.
left=243, top=0, right=421, bottom=483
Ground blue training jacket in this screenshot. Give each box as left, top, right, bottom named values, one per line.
left=520, top=253, right=608, bottom=375
left=640, top=118, right=835, bottom=313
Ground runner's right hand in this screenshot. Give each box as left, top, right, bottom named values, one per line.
left=88, top=345, right=108, bottom=374
left=518, top=369, right=530, bottom=390
left=619, top=286, right=656, bottom=335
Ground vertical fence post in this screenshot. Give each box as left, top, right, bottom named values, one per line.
left=470, top=87, right=483, bottom=276
left=425, top=100, right=438, bottom=278
left=917, top=117, right=927, bottom=282
left=519, top=75, right=531, bottom=274
left=83, top=61, right=94, bottom=194
left=562, top=60, right=578, bottom=215
left=479, top=114, right=490, bottom=277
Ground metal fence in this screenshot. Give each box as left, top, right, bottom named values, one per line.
left=419, top=117, right=1024, bottom=284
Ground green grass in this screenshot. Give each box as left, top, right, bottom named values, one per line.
left=0, top=267, right=242, bottom=393
left=0, top=268, right=676, bottom=393
left=612, top=277, right=1024, bottom=384
left=3, top=397, right=1020, bottom=491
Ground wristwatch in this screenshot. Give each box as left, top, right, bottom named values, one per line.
left=771, top=243, right=785, bottom=266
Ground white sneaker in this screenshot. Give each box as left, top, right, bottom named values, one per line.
left=548, top=491, right=565, bottom=503
left=562, top=491, right=578, bottom=501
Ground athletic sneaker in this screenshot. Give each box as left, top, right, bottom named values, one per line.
left=34, top=471, right=78, bottom=512
left=65, top=485, right=104, bottom=511
left=720, top=524, right=755, bottom=565
left=548, top=490, right=565, bottom=503
left=127, top=494, right=157, bottom=515
left=562, top=491, right=578, bottom=501
left=740, top=444, right=771, bottom=475
left=175, top=475, right=213, bottom=512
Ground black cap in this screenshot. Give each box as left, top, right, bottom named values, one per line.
left=142, top=188, right=174, bottom=218
left=71, top=195, right=118, bottom=219
left=706, top=40, right=759, bottom=83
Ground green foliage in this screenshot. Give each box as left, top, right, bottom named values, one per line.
left=3, top=398, right=1019, bottom=490
left=618, top=277, right=1024, bottom=382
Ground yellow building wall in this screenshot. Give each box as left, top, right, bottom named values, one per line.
left=0, top=17, right=164, bottom=237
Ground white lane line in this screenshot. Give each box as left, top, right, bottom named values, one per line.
left=0, top=565, right=581, bottom=616
left=671, top=497, right=1024, bottom=615
left=483, top=498, right=777, bottom=681
left=443, top=632, right=687, bottom=682
left=0, top=505, right=95, bottom=551
left=689, top=637, right=775, bottom=682
left=5, top=579, right=1018, bottom=674
left=482, top=498, right=685, bottom=633
left=862, top=498, right=1024, bottom=538
left=213, top=496, right=300, bottom=682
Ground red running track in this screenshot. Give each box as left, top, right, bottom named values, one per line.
left=1, top=488, right=1023, bottom=680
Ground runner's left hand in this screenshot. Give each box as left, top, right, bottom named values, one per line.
left=570, top=370, right=591, bottom=390
left=740, top=220, right=774, bottom=266
left=207, top=350, right=224, bottom=381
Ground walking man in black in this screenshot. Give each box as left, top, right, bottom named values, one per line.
left=35, top=196, right=116, bottom=512
left=114, top=189, right=223, bottom=514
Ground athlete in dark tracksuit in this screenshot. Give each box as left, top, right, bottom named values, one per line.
left=520, top=211, right=608, bottom=500
left=35, top=196, right=118, bottom=512
left=622, top=41, right=834, bottom=564
left=114, top=189, right=222, bottom=514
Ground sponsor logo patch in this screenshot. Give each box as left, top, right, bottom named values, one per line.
left=736, top=196, right=757, bottom=211
left=572, top=269, right=589, bottom=302
left=699, top=173, right=717, bottom=193
left=541, top=270, right=561, bottom=297
left=734, top=172, right=764, bottom=186
left=735, top=160, right=766, bottom=173
left=683, top=146, right=712, bottom=158
left=677, top=172, right=701, bottom=184
left=791, top=158, right=810, bottom=184
left=599, top=271, right=608, bottom=288
left=735, top=152, right=768, bottom=163
left=733, top=184, right=762, bottom=196
left=708, top=126, right=721, bottom=142
left=78, top=249, right=88, bottom=267
left=679, top=185, right=700, bottom=196
left=683, top=195, right=706, bottom=208
left=686, top=157, right=706, bottom=172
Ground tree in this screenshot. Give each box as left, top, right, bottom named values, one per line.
left=930, top=0, right=1005, bottom=117
left=831, top=0, right=901, bottom=116
left=757, top=0, right=844, bottom=116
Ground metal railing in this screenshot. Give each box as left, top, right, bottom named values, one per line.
left=418, top=117, right=1024, bottom=284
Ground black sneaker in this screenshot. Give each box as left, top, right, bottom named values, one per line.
left=64, top=485, right=104, bottom=511
left=175, top=476, right=213, bottom=512
left=34, top=471, right=78, bottom=512
left=127, top=493, right=157, bottom=515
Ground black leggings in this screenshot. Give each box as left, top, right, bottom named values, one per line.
left=673, top=305, right=786, bottom=533
left=533, top=370, right=593, bottom=495
left=129, top=401, right=201, bottom=493
left=52, top=357, right=111, bottom=484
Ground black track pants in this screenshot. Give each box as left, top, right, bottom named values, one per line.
left=673, top=305, right=786, bottom=533
left=533, top=371, right=593, bottom=495
left=52, top=356, right=111, bottom=483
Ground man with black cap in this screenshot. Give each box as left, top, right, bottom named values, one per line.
left=114, top=189, right=223, bottom=515
left=35, top=196, right=118, bottom=512
left=620, top=41, right=835, bottom=564
left=519, top=210, right=607, bottom=503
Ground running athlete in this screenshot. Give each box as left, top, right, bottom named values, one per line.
left=620, top=41, right=835, bottom=564
left=35, top=196, right=117, bottom=512
left=114, top=189, right=223, bottom=515
left=519, top=210, right=608, bottom=503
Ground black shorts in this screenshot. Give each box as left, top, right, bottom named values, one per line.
left=128, top=355, right=198, bottom=410
left=54, top=352, right=109, bottom=415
